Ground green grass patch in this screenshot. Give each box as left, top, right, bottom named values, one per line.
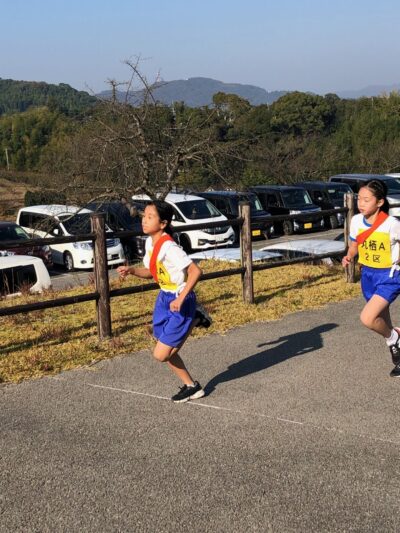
left=0, top=261, right=360, bottom=384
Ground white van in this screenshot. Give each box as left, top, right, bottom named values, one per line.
left=16, top=205, right=125, bottom=271
left=131, top=193, right=235, bottom=252
left=0, top=255, right=51, bottom=296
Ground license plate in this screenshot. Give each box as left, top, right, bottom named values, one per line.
left=252, top=229, right=261, bottom=237
left=304, top=223, right=312, bottom=229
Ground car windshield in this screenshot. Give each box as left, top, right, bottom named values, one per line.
left=59, top=213, right=93, bottom=234
left=238, top=194, right=264, bottom=213
left=327, top=184, right=352, bottom=202
left=383, top=178, right=400, bottom=194
left=175, top=200, right=221, bottom=219
left=0, top=225, right=30, bottom=241
left=281, top=189, right=313, bottom=207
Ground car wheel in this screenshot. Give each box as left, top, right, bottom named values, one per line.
left=282, top=220, right=294, bottom=235
left=180, top=235, right=192, bottom=254
left=329, top=215, right=339, bottom=230
left=64, top=252, right=75, bottom=272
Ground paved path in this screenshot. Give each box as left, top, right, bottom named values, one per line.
left=1, top=296, right=400, bottom=532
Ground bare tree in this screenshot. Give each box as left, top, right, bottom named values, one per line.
left=55, top=58, right=245, bottom=205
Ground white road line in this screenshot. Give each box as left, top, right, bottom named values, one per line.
left=86, top=382, right=400, bottom=447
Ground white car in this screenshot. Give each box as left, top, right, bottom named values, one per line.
left=131, top=193, right=235, bottom=252
left=0, top=255, right=51, bottom=296
left=16, top=205, right=125, bottom=271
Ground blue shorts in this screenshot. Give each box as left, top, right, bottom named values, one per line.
left=153, top=290, right=196, bottom=348
left=361, top=266, right=400, bottom=303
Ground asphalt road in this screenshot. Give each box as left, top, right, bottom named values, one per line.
left=49, top=228, right=344, bottom=291
left=2, top=297, right=400, bottom=532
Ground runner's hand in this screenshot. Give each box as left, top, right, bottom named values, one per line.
left=117, top=265, right=131, bottom=279
left=170, top=296, right=183, bottom=312
left=342, top=255, right=351, bottom=267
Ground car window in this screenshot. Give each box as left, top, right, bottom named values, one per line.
left=281, top=189, right=313, bottom=207
left=0, top=264, right=37, bottom=296
left=59, top=213, right=92, bottom=234
left=171, top=207, right=185, bottom=223
left=238, top=194, right=263, bottom=212
left=327, top=185, right=352, bottom=202
left=266, top=194, right=279, bottom=206
left=175, top=200, right=221, bottom=219
left=0, top=225, right=29, bottom=241
left=382, top=178, right=400, bottom=194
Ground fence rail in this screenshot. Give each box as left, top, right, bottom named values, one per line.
left=0, top=194, right=384, bottom=339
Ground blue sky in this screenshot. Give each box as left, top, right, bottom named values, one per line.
left=2, top=0, right=399, bottom=94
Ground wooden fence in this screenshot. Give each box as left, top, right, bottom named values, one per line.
left=0, top=198, right=359, bottom=339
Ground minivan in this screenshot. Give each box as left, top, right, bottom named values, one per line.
left=131, top=193, right=235, bottom=253
left=195, top=190, right=274, bottom=242
left=297, top=181, right=352, bottom=229
left=329, top=174, right=400, bottom=217
left=16, top=205, right=125, bottom=271
left=249, top=185, right=324, bottom=235
left=85, top=201, right=146, bottom=261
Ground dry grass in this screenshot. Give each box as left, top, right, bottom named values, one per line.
left=0, top=261, right=361, bottom=384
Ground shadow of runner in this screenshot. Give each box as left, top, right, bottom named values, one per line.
left=204, top=323, right=338, bottom=395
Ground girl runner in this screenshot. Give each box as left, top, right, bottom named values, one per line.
left=117, top=200, right=209, bottom=401
left=342, top=179, right=400, bottom=376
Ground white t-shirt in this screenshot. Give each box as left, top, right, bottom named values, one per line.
left=143, top=235, right=192, bottom=293
left=349, top=213, right=400, bottom=268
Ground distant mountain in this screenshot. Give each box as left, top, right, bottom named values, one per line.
left=337, top=83, right=400, bottom=99
left=97, top=77, right=287, bottom=107
left=0, top=78, right=97, bottom=116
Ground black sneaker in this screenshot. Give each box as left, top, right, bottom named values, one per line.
left=171, top=381, right=205, bottom=403
left=195, top=303, right=212, bottom=328
left=390, top=364, right=400, bottom=378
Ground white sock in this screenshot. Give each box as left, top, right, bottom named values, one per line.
left=386, top=329, right=399, bottom=346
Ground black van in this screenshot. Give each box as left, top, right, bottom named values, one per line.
left=249, top=185, right=324, bottom=235
left=329, top=174, right=400, bottom=217
left=298, top=181, right=352, bottom=229
left=86, top=201, right=146, bottom=260
left=195, top=190, right=274, bottom=242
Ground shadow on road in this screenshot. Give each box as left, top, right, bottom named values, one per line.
left=204, top=322, right=338, bottom=395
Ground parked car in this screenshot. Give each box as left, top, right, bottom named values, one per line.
left=0, top=255, right=52, bottom=296
left=297, top=181, right=352, bottom=229
left=131, top=193, right=235, bottom=253
left=16, top=205, right=125, bottom=271
left=249, top=185, right=324, bottom=235
left=85, top=201, right=146, bottom=260
left=0, top=221, right=52, bottom=267
left=194, top=190, right=274, bottom=242
left=329, top=174, right=400, bottom=217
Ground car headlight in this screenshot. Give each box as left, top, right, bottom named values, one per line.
left=73, top=242, right=93, bottom=250
left=289, top=210, right=302, bottom=215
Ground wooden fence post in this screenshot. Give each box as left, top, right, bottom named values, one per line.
left=91, top=213, right=112, bottom=339
left=344, top=192, right=355, bottom=283
left=239, top=202, right=254, bottom=304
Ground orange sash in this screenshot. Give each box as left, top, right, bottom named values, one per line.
left=356, top=211, right=388, bottom=245
left=149, top=234, right=174, bottom=282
